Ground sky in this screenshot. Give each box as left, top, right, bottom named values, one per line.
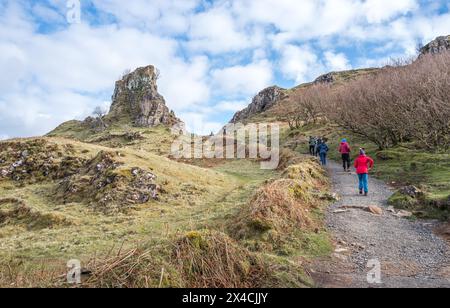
left=0, top=0, right=449, bottom=138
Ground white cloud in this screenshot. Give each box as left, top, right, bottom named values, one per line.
left=178, top=112, right=223, bottom=135
left=214, top=100, right=248, bottom=112
left=92, top=0, right=200, bottom=35
left=324, top=51, right=352, bottom=71
left=211, top=60, right=273, bottom=96
left=187, top=7, right=254, bottom=54
left=0, top=0, right=448, bottom=138
left=362, top=0, right=419, bottom=23
left=159, top=56, right=211, bottom=111
left=279, top=45, right=325, bottom=84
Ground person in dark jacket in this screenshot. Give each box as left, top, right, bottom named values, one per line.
left=339, top=138, right=352, bottom=172
left=314, top=138, right=322, bottom=157
left=354, top=148, right=374, bottom=196
left=309, top=136, right=317, bottom=156
left=318, top=139, right=329, bottom=166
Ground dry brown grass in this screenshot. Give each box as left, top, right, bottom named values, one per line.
left=53, top=230, right=269, bottom=288
left=277, top=148, right=305, bottom=170
left=76, top=246, right=172, bottom=288
left=231, top=158, right=327, bottom=241
left=0, top=259, right=66, bottom=288
left=172, top=230, right=268, bottom=288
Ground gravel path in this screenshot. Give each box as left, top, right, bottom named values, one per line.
left=311, top=161, right=450, bottom=288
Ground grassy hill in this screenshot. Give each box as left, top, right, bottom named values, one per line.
left=0, top=123, right=334, bottom=287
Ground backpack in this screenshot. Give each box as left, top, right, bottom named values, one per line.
left=319, top=143, right=329, bottom=154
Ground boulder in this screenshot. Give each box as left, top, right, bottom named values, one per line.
left=368, top=205, right=383, bottom=216
left=314, top=72, right=335, bottom=84
left=399, top=186, right=423, bottom=198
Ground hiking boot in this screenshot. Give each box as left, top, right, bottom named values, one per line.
left=364, top=192, right=368, bottom=197
left=359, top=190, right=363, bottom=195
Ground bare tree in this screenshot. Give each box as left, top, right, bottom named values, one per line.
left=121, top=68, right=131, bottom=80
left=155, top=68, right=161, bottom=80
left=93, top=106, right=108, bottom=130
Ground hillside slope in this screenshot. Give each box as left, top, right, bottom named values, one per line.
left=229, top=35, right=450, bottom=220
left=1, top=65, right=335, bottom=288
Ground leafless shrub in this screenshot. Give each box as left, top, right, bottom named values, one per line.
left=92, top=106, right=108, bottom=130
left=287, top=84, right=330, bottom=129
left=290, top=52, right=450, bottom=150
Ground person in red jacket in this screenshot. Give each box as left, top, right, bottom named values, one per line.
left=339, top=138, right=351, bottom=172
left=354, top=148, right=374, bottom=196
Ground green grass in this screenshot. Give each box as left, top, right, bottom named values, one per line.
left=48, top=120, right=177, bottom=156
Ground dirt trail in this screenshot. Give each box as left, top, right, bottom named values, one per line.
left=311, top=161, right=450, bottom=288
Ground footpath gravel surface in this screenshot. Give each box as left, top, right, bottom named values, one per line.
left=311, top=161, right=450, bottom=288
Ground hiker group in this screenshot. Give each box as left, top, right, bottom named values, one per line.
left=308, top=136, right=329, bottom=166
left=309, top=136, right=374, bottom=196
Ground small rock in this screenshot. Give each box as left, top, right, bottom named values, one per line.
left=333, top=209, right=349, bottom=214
left=399, top=185, right=423, bottom=198
left=131, top=168, right=140, bottom=177
left=351, top=243, right=365, bottom=250
left=12, top=160, right=23, bottom=168
left=368, top=205, right=383, bottom=215
left=143, top=172, right=156, bottom=181
left=395, top=210, right=413, bottom=218
left=332, top=253, right=348, bottom=261
left=335, top=248, right=349, bottom=253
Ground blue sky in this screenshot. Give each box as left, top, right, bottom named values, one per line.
left=0, top=0, right=449, bottom=138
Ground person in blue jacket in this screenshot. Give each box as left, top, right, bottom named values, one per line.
left=317, top=139, right=329, bottom=166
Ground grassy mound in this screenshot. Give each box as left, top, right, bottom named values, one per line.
left=231, top=158, right=331, bottom=256
left=48, top=121, right=176, bottom=156
left=0, top=139, right=85, bottom=184
left=56, top=151, right=160, bottom=214
left=172, top=230, right=268, bottom=288
left=0, top=198, right=72, bottom=231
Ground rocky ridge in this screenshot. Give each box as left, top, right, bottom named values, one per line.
left=420, top=35, right=450, bottom=56
left=230, top=86, right=286, bottom=123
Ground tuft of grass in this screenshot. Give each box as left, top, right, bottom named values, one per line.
left=230, top=156, right=332, bottom=261
left=172, top=230, right=268, bottom=288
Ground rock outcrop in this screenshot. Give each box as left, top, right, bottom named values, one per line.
left=106, top=66, right=182, bottom=127
left=420, top=35, right=450, bottom=56
left=314, top=72, right=334, bottom=84
left=230, top=86, right=286, bottom=123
